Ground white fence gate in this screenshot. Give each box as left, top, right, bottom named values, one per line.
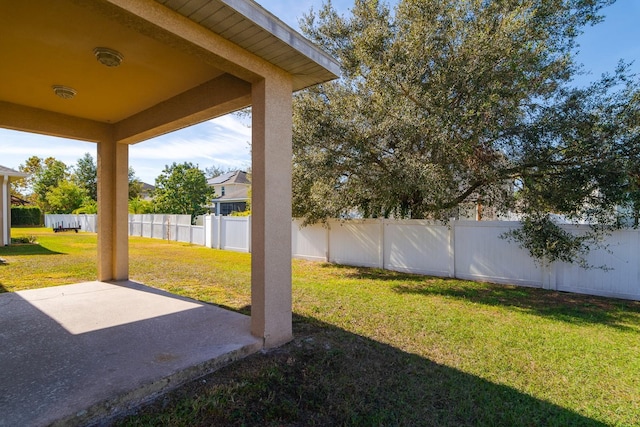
left=45, top=214, right=640, bottom=301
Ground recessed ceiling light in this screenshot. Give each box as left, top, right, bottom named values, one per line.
left=93, top=47, right=124, bottom=67
left=52, top=85, right=77, bottom=99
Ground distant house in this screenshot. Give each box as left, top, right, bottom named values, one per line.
left=140, top=182, right=155, bottom=201
left=207, top=170, right=250, bottom=216
left=1, top=165, right=28, bottom=246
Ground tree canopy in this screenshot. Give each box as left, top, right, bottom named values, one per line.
left=12, top=154, right=146, bottom=214
left=16, top=156, right=70, bottom=213
left=292, top=0, right=640, bottom=265
left=153, top=162, right=214, bottom=221
left=46, top=180, right=87, bottom=214
left=73, top=152, right=97, bottom=201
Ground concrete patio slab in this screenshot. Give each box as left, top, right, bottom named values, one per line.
left=0, top=281, right=262, bottom=426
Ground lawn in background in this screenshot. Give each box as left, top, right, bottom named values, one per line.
left=2, top=227, right=639, bottom=425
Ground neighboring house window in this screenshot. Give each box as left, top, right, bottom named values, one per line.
left=221, top=186, right=225, bottom=196
left=220, top=202, right=247, bottom=215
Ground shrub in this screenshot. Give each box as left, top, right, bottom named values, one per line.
left=11, top=206, right=42, bottom=226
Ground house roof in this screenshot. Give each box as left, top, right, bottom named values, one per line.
left=0, top=165, right=28, bottom=180
left=207, top=170, right=251, bottom=186
left=212, top=186, right=249, bottom=202
left=140, top=182, right=155, bottom=192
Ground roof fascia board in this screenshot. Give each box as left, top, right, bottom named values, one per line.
left=218, top=0, right=340, bottom=77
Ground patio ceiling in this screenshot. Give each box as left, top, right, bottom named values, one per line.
left=0, top=0, right=339, bottom=142
left=1, top=0, right=225, bottom=124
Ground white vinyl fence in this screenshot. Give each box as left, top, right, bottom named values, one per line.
left=128, top=214, right=205, bottom=246
left=45, top=214, right=640, bottom=301
left=292, top=219, right=640, bottom=301
left=45, top=214, right=97, bottom=233
left=45, top=214, right=205, bottom=245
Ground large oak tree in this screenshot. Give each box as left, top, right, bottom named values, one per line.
left=292, top=0, right=639, bottom=265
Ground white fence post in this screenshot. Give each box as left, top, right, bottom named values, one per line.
left=449, top=219, right=456, bottom=278
left=205, top=215, right=212, bottom=248
left=247, top=215, right=252, bottom=253
left=380, top=218, right=385, bottom=270
left=219, top=216, right=225, bottom=250
left=543, top=261, right=558, bottom=291
left=326, top=221, right=332, bottom=262
left=216, top=215, right=221, bottom=249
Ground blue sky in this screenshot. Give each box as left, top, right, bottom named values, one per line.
left=1, top=0, right=638, bottom=184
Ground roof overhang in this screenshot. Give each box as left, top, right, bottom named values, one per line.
left=0, top=166, right=28, bottom=181
left=0, top=0, right=339, bottom=144
left=158, top=0, right=340, bottom=91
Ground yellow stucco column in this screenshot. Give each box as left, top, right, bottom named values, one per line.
left=251, top=74, right=293, bottom=348
left=97, top=138, right=129, bottom=281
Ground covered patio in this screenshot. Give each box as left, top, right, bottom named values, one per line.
left=0, top=0, right=338, bottom=424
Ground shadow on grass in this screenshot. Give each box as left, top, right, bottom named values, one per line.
left=393, top=280, right=640, bottom=331
left=117, top=313, right=607, bottom=427
left=323, top=264, right=640, bottom=331
left=0, top=244, right=63, bottom=256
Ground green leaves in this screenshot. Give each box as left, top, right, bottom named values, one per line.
left=73, top=152, right=97, bottom=202
left=152, top=162, right=213, bottom=222
left=45, top=180, right=87, bottom=214
left=502, top=214, right=597, bottom=268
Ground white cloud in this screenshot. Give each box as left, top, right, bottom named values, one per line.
left=0, top=114, right=252, bottom=184
left=131, top=115, right=250, bottom=157
left=0, top=129, right=95, bottom=170
left=129, top=114, right=252, bottom=182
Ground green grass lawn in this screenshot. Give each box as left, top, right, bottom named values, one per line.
left=2, top=227, right=639, bottom=426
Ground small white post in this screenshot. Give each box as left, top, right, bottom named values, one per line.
left=216, top=215, right=221, bottom=249
left=380, top=218, right=385, bottom=269
left=326, top=221, right=331, bottom=262
left=449, top=218, right=456, bottom=278
left=542, top=260, right=557, bottom=290
left=247, top=215, right=252, bottom=253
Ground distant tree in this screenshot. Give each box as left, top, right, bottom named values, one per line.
left=73, top=198, right=98, bottom=214
left=128, top=167, right=143, bottom=200
left=14, top=156, right=43, bottom=198
left=17, top=156, right=69, bottom=212
left=205, top=164, right=231, bottom=178
left=153, top=162, right=214, bottom=221
left=128, top=197, right=154, bottom=214
left=46, top=180, right=87, bottom=214
left=73, top=153, right=97, bottom=201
